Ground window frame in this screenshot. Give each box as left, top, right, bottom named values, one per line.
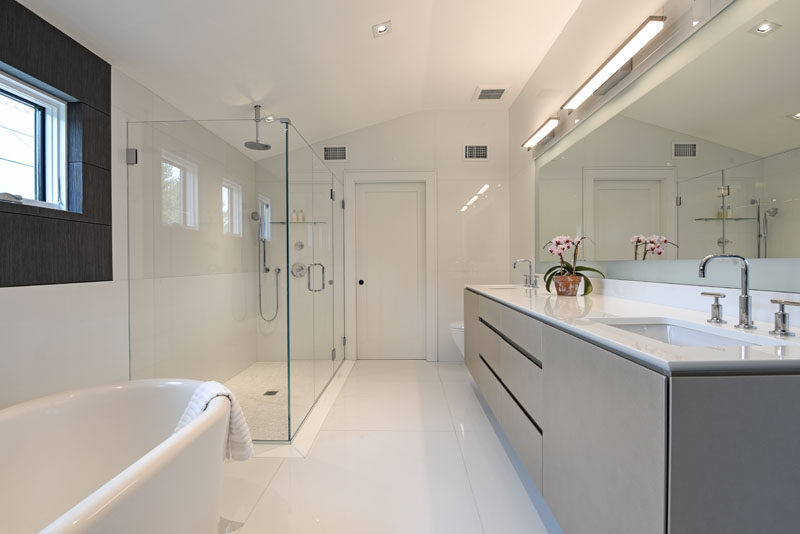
left=160, top=150, right=199, bottom=230
left=0, top=70, right=68, bottom=210
left=221, top=178, right=242, bottom=236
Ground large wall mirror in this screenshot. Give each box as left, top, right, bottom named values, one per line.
left=535, top=0, right=800, bottom=293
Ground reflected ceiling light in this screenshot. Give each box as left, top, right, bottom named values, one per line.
left=789, top=112, right=800, bottom=120
left=749, top=20, right=780, bottom=36
left=692, top=20, right=700, bottom=27
left=467, top=195, right=479, bottom=206
left=477, top=184, right=489, bottom=195
left=562, top=16, right=666, bottom=111
left=522, top=118, right=559, bottom=149
left=460, top=206, right=468, bottom=212
left=372, top=20, right=392, bottom=37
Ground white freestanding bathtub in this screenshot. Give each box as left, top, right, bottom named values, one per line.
left=0, top=379, right=231, bottom=533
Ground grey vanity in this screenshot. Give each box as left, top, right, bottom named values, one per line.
left=465, top=286, right=800, bottom=534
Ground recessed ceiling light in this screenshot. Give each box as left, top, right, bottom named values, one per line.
left=749, top=20, right=781, bottom=36
left=372, top=20, right=392, bottom=38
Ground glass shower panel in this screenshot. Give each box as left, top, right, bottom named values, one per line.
left=128, top=116, right=342, bottom=442
left=724, top=159, right=761, bottom=258
left=677, top=171, right=725, bottom=258
left=310, top=145, right=334, bottom=403
left=285, top=126, right=316, bottom=436
left=332, top=175, right=345, bottom=367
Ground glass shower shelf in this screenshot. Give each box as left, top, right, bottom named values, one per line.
left=693, top=217, right=757, bottom=221
left=270, top=221, right=327, bottom=225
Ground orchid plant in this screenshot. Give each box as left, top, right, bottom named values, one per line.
left=630, top=234, right=678, bottom=260
left=543, top=235, right=605, bottom=295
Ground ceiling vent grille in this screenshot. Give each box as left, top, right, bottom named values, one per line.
left=323, top=146, right=347, bottom=161
left=673, top=142, right=697, bottom=158
left=464, top=145, right=488, bottom=159
left=477, top=88, right=505, bottom=100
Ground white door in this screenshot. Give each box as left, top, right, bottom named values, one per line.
left=355, top=182, right=426, bottom=359
left=593, top=180, right=661, bottom=260
left=582, top=168, right=677, bottom=261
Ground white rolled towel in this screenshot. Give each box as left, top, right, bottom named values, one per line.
left=175, top=381, right=254, bottom=461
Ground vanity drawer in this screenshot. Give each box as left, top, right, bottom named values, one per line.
left=501, top=305, right=543, bottom=360
left=477, top=295, right=505, bottom=328
left=472, top=355, right=500, bottom=417
left=499, top=339, right=544, bottom=425
left=498, top=383, right=543, bottom=490
left=477, top=319, right=501, bottom=370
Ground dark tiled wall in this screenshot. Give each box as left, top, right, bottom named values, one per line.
left=0, top=0, right=112, bottom=286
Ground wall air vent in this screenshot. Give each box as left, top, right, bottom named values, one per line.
left=323, top=146, right=347, bottom=161
left=673, top=142, right=697, bottom=158
left=477, top=88, right=505, bottom=100
left=464, top=145, right=488, bottom=160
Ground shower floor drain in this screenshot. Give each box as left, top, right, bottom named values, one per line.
left=263, top=390, right=279, bottom=396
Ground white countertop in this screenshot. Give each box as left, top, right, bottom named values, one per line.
left=467, top=284, right=800, bottom=376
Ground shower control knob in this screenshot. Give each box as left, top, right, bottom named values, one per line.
left=358, top=280, right=364, bottom=285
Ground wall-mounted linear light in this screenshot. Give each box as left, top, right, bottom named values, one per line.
left=562, top=16, right=666, bottom=111
left=466, top=195, right=479, bottom=206
left=477, top=184, right=489, bottom=195
left=522, top=118, right=559, bottom=149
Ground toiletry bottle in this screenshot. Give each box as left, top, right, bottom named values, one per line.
left=291, top=209, right=297, bottom=223
left=299, top=209, right=305, bottom=222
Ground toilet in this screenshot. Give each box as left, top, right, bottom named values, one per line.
left=450, top=321, right=465, bottom=359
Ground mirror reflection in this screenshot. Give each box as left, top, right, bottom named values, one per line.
left=537, top=0, right=800, bottom=270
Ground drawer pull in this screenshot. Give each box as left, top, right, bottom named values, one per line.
left=479, top=317, right=543, bottom=369
left=479, top=354, right=543, bottom=434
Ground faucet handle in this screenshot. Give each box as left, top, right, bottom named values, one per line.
left=769, top=299, right=800, bottom=336
left=701, top=292, right=726, bottom=324
left=770, top=298, right=800, bottom=308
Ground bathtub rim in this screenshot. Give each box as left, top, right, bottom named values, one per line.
left=0, top=379, right=231, bottom=534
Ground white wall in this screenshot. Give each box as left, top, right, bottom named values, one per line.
left=302, top=109, right=511, bottom=362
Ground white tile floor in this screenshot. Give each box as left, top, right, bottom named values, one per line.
left=220, top=360, right=555, bottom=534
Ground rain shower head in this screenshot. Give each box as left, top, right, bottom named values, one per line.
left=245, top=105, right=272, bottom=151
left=766, top=207, right=779, bottom=217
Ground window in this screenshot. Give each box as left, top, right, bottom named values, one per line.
left=222, top=179, right=242, bottom=236
left=0, top=70, right=67, bottom=209
left=161, top=151, right=198, bottom=228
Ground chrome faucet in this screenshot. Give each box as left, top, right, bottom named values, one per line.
left=513, top=258, right=538, bottom=289
left=698, top=254, right=755, bottom=329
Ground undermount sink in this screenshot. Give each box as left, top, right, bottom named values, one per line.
left=594, top=317, right=781, bottom=347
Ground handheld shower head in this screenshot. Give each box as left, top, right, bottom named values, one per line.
left=245, top=105, right=272, bottom=151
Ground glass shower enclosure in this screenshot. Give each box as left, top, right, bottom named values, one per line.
left=127, top=116, right=344, bottom=441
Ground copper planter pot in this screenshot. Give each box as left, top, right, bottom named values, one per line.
left=553, top=275, right=582, bottom=296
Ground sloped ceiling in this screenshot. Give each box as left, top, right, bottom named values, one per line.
left=17, top=0, right=581, bottom=149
